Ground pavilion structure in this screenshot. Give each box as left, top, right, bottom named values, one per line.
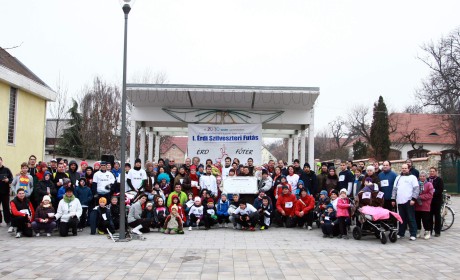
left=126, top=84, right=319, bottom=165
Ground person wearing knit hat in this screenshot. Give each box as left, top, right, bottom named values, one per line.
left=93, top=162, right=101, bottom=172
left=35, top=162, right=49, bottom=181
left=203, top=198, right=218, bottom=230
left=300, top=162, right=318, bottom=197
left=188, top=196, right=204, bottom=231
left=31, top=193, right=56, bottom=237
left=55, top=183, right=82, bottom=237
left=275, top=183, right=297, bottom=228
left=35, top=171, right=57, bottom=209
left=294, top=188, right=315, bottom=230
left=336, top=186, right=352, bottom=239
left=80, top=161, right=88, bottom=172
left=89, top=194, right=115, bottom=235
left=126, top=158, right=147, bottom=192
left=318, top=190, right=330, bottom=213
left=321, top=203, right=337, bottom=238
left=163, top=204, right=184, bottom=234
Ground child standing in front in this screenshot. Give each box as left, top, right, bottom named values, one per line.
left=74, top=178, right=92, bottom=232
left=321, top=204, right=337, bottom=238
left=188, top=197, right=204, bottom=231
left=336, top=188, right=351, bottom=239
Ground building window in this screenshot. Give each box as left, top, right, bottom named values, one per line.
left=8, top=87, right=17, bottom=144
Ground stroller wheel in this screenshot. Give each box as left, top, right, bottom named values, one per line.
left=389, top=231, right=397, bottom=243
left=353, top=227, right=362, bottom=240
left=380, top=232, right=387, bottom=244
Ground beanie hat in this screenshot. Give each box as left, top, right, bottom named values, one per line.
left=94, top=162, right=101, bottom=168
left=146, top=202, right=153, bottom=208
left=99, top=197, right=107, bottom=204
left=44, top=171, right=52, bottom=178
left=320, top=190, right=328, bottom=197
left=298, top=180, right=304, bottom=186
left=194, top=197, right=201, bottom=203
left=100, top=161, right=107, bottom=166
left=326, top=203, right=334, bottom=210
left=207, top=198, right=214, bottom=204
left=42, top=195, right=51, bottom=202
left=135, top=158, right=142, bottom=164
left=80, top=160, right=88, bottom=167
left=321, top=162, right=328, bottom=167
left=304, top=163, right=311, bottom=168
left=125, top=163, right=131, bottom=168
left=329, top=189, right=338, bottom=196
left=40, top=162, right=48, bottom=168
left=339, top=188, right=347, bottom=194
left=221, top=193, right=227, bottom=197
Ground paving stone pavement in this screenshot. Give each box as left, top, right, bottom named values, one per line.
left=0, top=197, right=459, bottom=280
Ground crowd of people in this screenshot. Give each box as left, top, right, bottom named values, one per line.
left=0, top=155, right=445, bottom=241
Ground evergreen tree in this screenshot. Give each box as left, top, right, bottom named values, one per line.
left=353, top=139, right=368, bottom=159
left=370, top=96, right=391, bottom=160
left=57, top=99, right=83, bottom=157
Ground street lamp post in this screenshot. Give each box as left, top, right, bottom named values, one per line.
left=119, top=0, right=136, bottom=241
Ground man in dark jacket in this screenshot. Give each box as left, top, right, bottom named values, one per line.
left=67, top=160, right=80, bottom=187
left=338, top=162, right=353, bottom=195
left=429, top=167, right=444, bottom=237
left=300, top=163, right=318, bottom=197
left=0, top=157, right=13, bottom=230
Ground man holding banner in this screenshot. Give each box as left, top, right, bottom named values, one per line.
left=199, top=166, right=218, bottom=198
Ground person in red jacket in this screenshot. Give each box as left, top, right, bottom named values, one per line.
left=10, top=188, right=35, bottom=238
left=294, top=188, right=315, bottom=230
left=275, top=186, right=297, bottom=227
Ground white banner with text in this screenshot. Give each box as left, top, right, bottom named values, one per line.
left=188, top=124, right=262, bottom=165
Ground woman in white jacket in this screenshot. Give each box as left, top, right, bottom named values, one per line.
left=55, top=187, right=82, bottom=237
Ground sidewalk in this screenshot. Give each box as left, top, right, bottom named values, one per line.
left=0, top=197, right=458, bottom=280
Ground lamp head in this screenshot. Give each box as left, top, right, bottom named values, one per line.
left=119, top=0, right=136, bottom=14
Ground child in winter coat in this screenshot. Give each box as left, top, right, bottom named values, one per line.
left=216, top=193, right=230, bottom=227
left=258, top=196, right=273, bottom=230
left=336, top=188, right=351, bottom=239
left=31, top=195, right=56, bottom=236
left=204, top=198, right=218, bottom=230
left=317, top=190, right=330, bottom=214
left=153, top=197, right=169, bottom=230
left=321, top=204, right=337, bottom=238
left=74, top=177, right=93, bottom=231
left=109, top=196, right=120, bottom=230
left=163, top=205, right=184, bottom=234
left=90, top=197, right=115, bottom=235
left=188, top=197, right=204, bottom=231
left=140, top=202, right=156, bottom=232
left=169, top=194, right=186, bottom=223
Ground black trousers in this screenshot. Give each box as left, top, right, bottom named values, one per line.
left=273, top=210, right=296, bottom=228
left=338, top=217, right=348, bottom=236
left=59, top=218, right=79, bottom=237
left=415, top=211, right=432, bottom=231
left=295, top=212, right=314, bottom=227
left=11, top=216, right=33, bottom=236
left=0, top=193, right=11, bottom=224
left=204, top=214, right=218, bottom=228
left=217, top=214, right=230, bottom=224
left=78, top=207, right=88, bottom=229
left=128, top=218, right=153, bottom=233
left=321, top=223, right=334, bottom=235
left=235, top=213, right=259, bottom=227
left=430, top=201, right=442, bottom=234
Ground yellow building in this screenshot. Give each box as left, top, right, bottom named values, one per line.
left=0, top=48, right=56, bottom=173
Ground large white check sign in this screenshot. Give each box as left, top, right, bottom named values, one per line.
left=223, top=177, right=258, bottom=194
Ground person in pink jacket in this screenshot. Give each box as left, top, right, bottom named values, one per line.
left=415, top=171, right=434, bottom=239
left=336, top=188, right=351, bottom=239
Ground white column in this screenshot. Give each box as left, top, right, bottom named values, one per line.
left=308, top=115, right=315, bottom=166
left=139, top=127, right=146, bottom=164
left=154, top=132, right=160, bottom=163
left=300, top=129, right=306, bottom=165
left=148, top=129, right=154, bottom=163
left=129, top=120, right=136, bottom=166
left=287, top=136, right=293, bottom=165
left=293, top=134, right=299, bottom=162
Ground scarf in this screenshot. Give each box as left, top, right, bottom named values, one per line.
left=63, top=195, right=75, bottom=203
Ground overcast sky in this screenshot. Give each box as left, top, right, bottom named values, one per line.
left=2, top=0, right=460, bottom=132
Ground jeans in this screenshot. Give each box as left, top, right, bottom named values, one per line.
left=398, top=201, right=417, bottom=237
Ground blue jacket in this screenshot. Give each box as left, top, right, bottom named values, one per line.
left=216, top=199, right=230, bottom=216
left=75, top=185, right=93, bottom=207
left=378, top=170, right=398, bottom=200
left=57, top=186, right=66, bottom=201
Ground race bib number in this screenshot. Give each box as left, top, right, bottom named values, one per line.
left=339, top=175, right=345, bottom=182
left=102, top=213, right=107, bottom=220
left=377, top=192, right=384, bottom=199
left=325, top=216, right=330, bottom=221
left=20, top=209, right=30, bottom=215
left=285, top=202, right=293, bottom=208
left=381, top=180, right=389, bottom=187
left=362, top=192, right=371, bottom=199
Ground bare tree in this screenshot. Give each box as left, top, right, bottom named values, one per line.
left=47, top=74, right=69, bottom=157
left=416, top=27, right=460, bottom=157
left=329, top=118, right=354, bottom=149
left=347, top=105, right=371, bottom=143
left=80, top=77, right=121, bottom=159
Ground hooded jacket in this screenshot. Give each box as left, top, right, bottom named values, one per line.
left=34, top=172, right=57, bottom=203
left=67, top=160, right=80, bottom=186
